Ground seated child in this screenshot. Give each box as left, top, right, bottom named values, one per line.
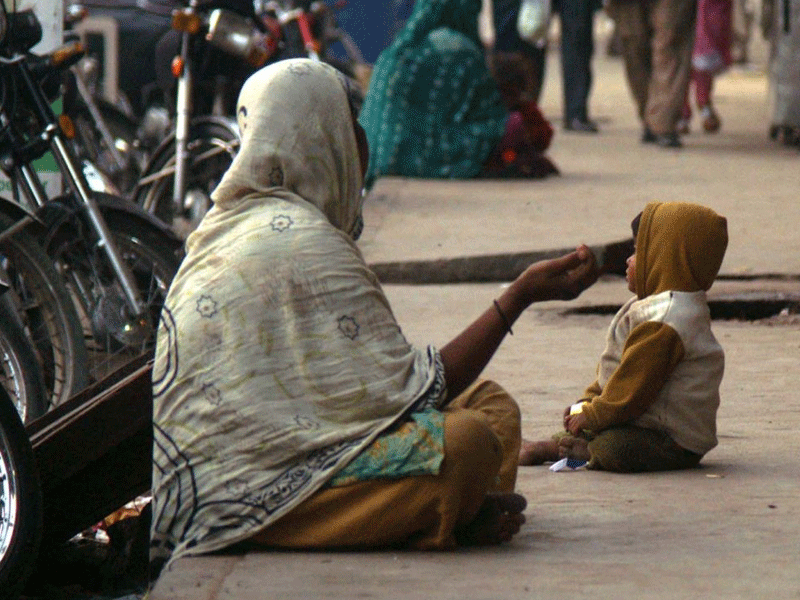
left=520, top=202, right=729, bottom=472
left=482, top=52, right=558, bottom=179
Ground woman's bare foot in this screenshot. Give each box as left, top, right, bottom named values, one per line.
left=558, top=435, right=591, bottom=462
left=455, top=493, right=527, bottom=546
left=518, top=439, right=560, bottom=465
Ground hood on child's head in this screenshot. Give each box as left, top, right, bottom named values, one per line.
left=635, top=202, right=728, bottom=299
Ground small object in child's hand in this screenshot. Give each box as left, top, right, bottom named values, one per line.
left=549, top=457, right=587, bottom=472
left=569, top=402, right=586, bottom=416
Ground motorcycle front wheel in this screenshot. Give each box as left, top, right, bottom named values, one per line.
left=45, top=204, right=182, bottom=383
left=0, top=385, right=43, bottom=600
left=0, top=294, right=48, bottom=424
left=134, top=119, right=239, bottom=239
left=0, top=213, right=90, bottom=412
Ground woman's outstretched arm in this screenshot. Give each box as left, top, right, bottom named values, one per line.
left=439, top=245, right=599, bottom=400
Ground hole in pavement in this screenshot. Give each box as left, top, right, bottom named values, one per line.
left=563, top=293, right=800, bottom=322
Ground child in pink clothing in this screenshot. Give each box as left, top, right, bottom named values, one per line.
left=680, top=0, right=733, bottom=133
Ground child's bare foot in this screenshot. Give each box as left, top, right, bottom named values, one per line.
left=558, top=435, right=591, bottom=462
left=455, top=493, right=527, bottom=546
left=518, top=439, right=560, bottom=465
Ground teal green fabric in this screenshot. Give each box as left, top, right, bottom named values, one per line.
left=359, top=0, right=508, bottom=188
left=328, top=409, right=445, bottom=486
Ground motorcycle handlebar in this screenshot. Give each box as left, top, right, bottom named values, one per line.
left=15, top=42, right=85, bottom=82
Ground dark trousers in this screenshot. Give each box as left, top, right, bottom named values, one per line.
left=555, top=0, right=596, bottom=123
left=492, top=0, right=548, bottom=102
left=494, top=0, right=594, bottom=120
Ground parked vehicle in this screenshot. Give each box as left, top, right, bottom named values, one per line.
left=0, top=7, right=182, bottom=391
left=0, top=267, right=48, bottom=424
left=64, top=1, right=166, bottom=195
left=132, top=0, right=368, bottom=237
left=131, top=0, right=266, bottom=237
left=260, top=0, right=368, bottom=84
left=63, top=33, right=144, bottom=193
left=0, top=209, right=88, bottom=412
left=0, top=383, right=42, bottom=600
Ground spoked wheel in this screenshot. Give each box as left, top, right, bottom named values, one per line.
left=0, top=294, right=48, bottom=424
left=0, top=213, right=90, bottom=411
left=135, top=120, right=239, bottom=239
left=45, top=204, right=182, bottom=383
left=0, top=385, right=42, bottom=600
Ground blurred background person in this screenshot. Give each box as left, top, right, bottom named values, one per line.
left=606, top=0, right=697, bottom=148
left=360, top=0, right=558, bottom=187
left=680, top=0, right=733, bottom=134
left=493, top=0, right=599, bottom=133
left=492, top=0, right=548, bottom=102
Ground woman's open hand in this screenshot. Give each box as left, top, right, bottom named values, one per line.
left=515, top=245, right=600, bottom=304
left=440, top=246, right=599, bottom=400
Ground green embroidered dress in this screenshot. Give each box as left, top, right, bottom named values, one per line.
left=360, top=0, right=508, bottom=188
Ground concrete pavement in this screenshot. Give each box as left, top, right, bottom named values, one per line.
left=359, top=66, right=800, bottom=278
left=149, top=34, right=800, bottom=600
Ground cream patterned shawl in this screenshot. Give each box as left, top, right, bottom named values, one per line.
left=150, top=60, right=445, bottom=574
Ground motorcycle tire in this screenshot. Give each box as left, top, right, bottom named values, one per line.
left=134, top=119, right=239, bottom=239
left=0, top=385, right=43, bottom=600
left=0, top=213, right=90, bottom=412
left=0, top=294, right=48, bottom=424
left=44, top=203, right=182, bottom=383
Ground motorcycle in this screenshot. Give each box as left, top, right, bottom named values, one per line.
left=64, top=1, right=171, bottom=196
left=0, top=382, right=42, bottom=600
left=260, top=0, right=369, bottom=86
left=0, top=266, right=48, bottom=424
left=0, top=7, right=182, bottom=393
left=62, top=4, right=145, bottom=195
left=0, top=204, right=87, bottom=412
left=131, top=0, right=268, bottom=237
left=132, top=0, right=368, bottom=238
left=0, top=267, right=45, bottom=600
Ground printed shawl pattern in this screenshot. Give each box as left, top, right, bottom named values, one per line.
left=150, top=60, right=445, bottom=574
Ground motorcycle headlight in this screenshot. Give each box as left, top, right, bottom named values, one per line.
left=206, top=9, right=277, bottom=68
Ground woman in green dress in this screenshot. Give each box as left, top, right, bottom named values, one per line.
left=360, top=0, right=557, bottom=188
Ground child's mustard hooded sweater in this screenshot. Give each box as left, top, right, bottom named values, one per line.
left=580, top=202, right=729, bottom=455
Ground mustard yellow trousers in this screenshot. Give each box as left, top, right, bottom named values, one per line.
left=250, top=380, right=521, bottom=550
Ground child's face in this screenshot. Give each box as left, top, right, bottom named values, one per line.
left=626, top=250, right=637, bottom=294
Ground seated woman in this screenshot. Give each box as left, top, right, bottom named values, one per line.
left=149, top=59, right=598, bottom=580
left=359, top=0, right=558, bottom=188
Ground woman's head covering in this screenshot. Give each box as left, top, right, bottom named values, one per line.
left=151, top=59, right=445, bottom=573
left=211, top=59, right=364, bottom=239
left=396, top=0, right=483, bottom=46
